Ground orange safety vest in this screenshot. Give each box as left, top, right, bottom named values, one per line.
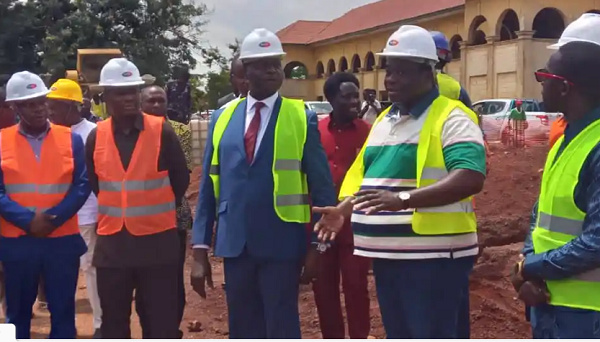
left=0, top=124, right=79, bottom=238
left=549, top=117, right=567, bottom=148
left=94, top=114, right=176, bottom=236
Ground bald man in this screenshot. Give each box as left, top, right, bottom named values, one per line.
left=140, top=86, right=191, bottom=338
left=220, top=56, right=249, bottom=109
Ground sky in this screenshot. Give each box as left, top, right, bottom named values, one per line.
left=192, top=0, right=380, bottom=73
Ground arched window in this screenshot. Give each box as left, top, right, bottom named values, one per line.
left=327, top=59, right=336, bottom=74
left=497, top=9, right=520, bottom=41
left=283, top=62, right=308, bottom=79
left=469, top=15, right=488, bottom=45
left=365, top=52, right=375, bottom=71
left=351, top=54, right=361, bottom=73
left=316, top=62, right=324, bottom=78
left=339, top=57, right=348, bottom=72
left=532, top=8, right=565, bottom=39
left=449, top=35, right=463, bottom=60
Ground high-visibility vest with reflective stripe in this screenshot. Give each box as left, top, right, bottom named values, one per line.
left=0, top=124, right=79, bottom=238
left=340, top=95, right=478, bottom=235
left=533, top=118, right=600, bottom=311
left=209, top=98, right=310, bottom=223
left=437, top=72, right=461, bottom=101
left=94, top=114, right=176, bottom=236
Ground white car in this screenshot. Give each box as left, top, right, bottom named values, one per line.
left=473, top=98, right=561, bottom=143
left=304, top=101, right=332, bottom=120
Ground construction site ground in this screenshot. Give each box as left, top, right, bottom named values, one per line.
left=21, top=143, right=545, bottom=339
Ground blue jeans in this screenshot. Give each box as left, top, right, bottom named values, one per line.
left=372, top=256, right=475, bottom=339
left=531, top=304, right=600, bottom=338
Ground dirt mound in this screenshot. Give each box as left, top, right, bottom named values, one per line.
left=476, top=144, right=547, bottom=248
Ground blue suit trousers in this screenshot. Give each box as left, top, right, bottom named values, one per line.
left=531, top=304, right=600, bottom=338
left=4, top=250, right=80, bottom=339
left=373, top=256, right=475, bottom=339
left=224, top=252, right=303, bottom=338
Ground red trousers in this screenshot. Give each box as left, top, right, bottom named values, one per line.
left=312, top=243, right=371, bottom=338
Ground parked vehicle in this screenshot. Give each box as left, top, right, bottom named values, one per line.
left=473, top=98, right=561, bottom=143
left=305, top=101, right=332, bottom=115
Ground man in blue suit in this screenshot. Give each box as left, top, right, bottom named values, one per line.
left=191, top=28, right=337, bottom=338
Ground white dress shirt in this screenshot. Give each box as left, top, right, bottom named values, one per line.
left=193, top=92, right=280, bottom=249
left=244, top=92, right=279, bottom=158
left=70, top=119, right=99, bottom=226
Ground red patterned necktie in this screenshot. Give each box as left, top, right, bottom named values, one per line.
left=244, top=102, right=264, bottom=163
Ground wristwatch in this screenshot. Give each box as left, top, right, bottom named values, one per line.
left=316, top=242, right=329, bottom=254
left=397, top=191, right=411, bottom=209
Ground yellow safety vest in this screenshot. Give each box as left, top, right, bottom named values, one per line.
left=532, top=118, right=600, bottom=311
left=437, top=72, right=461, bottom=101
left=209, top=97, right=310, bottom=223
left=340, top=95, right=478, bottom=235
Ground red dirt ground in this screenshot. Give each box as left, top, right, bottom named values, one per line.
left=22, top=144, right=548, bottom=339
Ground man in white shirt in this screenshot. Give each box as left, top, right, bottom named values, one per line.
left=360, top=88, right=381, bottom=124
left=219, top=56, right=249, bottom=109
left=47, top=79, right=102, bottom=339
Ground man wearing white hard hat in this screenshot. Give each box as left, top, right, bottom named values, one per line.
left=516, top=13, right=600, bottom=338
left=192, top=28, right=336, bottom=338
left=85, top=58, right=189, bottom=338
left=313, top=25, right=486, bottom=338
left=0, top=71, right=90, bottom=339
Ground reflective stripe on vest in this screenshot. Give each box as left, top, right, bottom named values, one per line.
left=5, top=183, right=71, bottom=194
left=209, top=97, right=310, bottom=223
left=94, top=114, right=177, bottom=236
left=98, top=177, right=171, bottom=192
left=0, top=123, right=79, bottom=238
left=98, top=201, right=176, bottom=217
left=339, top=95, right=478, bottom=235
left=533, top=118, right=600, bottom=311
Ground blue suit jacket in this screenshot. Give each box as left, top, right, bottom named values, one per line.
left=192, top=97, right=336, bottom=261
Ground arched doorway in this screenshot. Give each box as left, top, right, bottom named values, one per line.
left=497, top=9, right=520, bottom=41
left=283, top=61, right=308, bottom=79
left=469, top=15, right=488, bottom=45
left=365, top=52, right=375, bottom=71
left=327, top=59, right=336, bottom=75
left=351, top=54, right=361, bottom=73
left=449, top=35, right=463, bottom=60
left=316, top=61, right=324, bottom=78
left=339, top=57, right=348, bottom=72
left=532, top=8, right=565, bottom=39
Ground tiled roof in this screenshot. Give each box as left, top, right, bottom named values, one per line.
left=277, top=0, right=465, bottom=44
left=276, top=20, right=331, bottom=45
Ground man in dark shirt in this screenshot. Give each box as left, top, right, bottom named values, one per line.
left=85, top=58, right=190, bottom=339
left=313, top=72, right=372, bottom=339
left=166, top=66, right=192, bottom=124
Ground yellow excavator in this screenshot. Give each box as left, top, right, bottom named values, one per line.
left=65, top=49, right=122, bottom=118
left=65, top=48, right=123, bottom=93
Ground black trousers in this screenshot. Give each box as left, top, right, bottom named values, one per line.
left=136, top=229, right=187, bottom=338
left=97, top=263, right=179, bottom=339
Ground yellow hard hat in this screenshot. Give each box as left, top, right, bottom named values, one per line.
left=47, top=78, right=83, bottom=103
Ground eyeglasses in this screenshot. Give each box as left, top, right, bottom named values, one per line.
left=534, top=69, right=574, bottom=85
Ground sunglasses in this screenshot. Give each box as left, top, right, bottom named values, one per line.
left=534, top=69, right=574, bottom=85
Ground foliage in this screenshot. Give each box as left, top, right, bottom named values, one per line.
left=290, top=65, right=308, bottom=79
left=0, top=0, right=208, bottom=84
left=199, top=39, right=241, bottom=109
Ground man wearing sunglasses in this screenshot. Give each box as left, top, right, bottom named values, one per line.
left=511, top=41, right=600, bottom=339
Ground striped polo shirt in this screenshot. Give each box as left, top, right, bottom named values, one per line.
left=351, top=89, right=486, bottom=260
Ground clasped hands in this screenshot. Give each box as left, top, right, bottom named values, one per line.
left=29, top=211, right=57, bottom=238
left=510, top=255, right=550, bottom=306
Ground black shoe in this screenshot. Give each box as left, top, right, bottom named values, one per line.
left=93, top=329, right=102, bottom=339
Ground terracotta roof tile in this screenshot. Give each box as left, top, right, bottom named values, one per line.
left=277, top=20, right=331, bottom=44
left=278, top=0, right=464, bottom=45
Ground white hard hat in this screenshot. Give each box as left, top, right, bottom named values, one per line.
left=5, top=71, right=50, bottom=102
left=548, top=13, right=600, bottom=49
left=99, top=58, right=145, bottom=87
left=377, top=25, right=439, bottom=62
left=239, top=28, right=286, bottom=61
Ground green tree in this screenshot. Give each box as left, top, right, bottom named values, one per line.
left=198, top=40, right=241, bottom=109
left=0, top=0, right=208, bottom=83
